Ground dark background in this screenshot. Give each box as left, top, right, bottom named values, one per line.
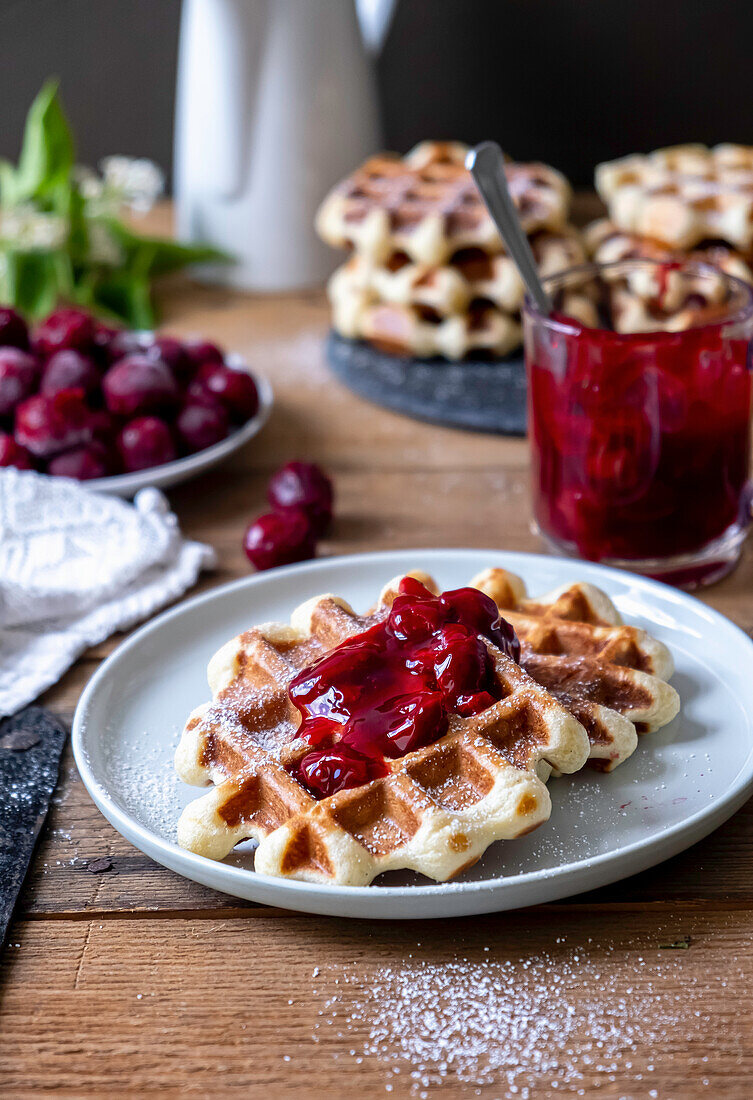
left=0, top=0, right=749, bottom=189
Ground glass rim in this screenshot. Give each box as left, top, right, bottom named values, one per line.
left=523, top=257, right=753, bottom=339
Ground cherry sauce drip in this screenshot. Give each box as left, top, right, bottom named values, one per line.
left=288, top=577, right=520, bottom=799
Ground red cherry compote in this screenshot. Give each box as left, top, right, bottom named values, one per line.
left=527, top=306, right=753, bottom=579
left=289, top=577, right=520, bottom=799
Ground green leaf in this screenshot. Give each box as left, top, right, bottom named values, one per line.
left=86, top=270, right=155, bottom=328
left=106, top=218, right=232, bottom=275
left=0, top=81, right=233, bottom=326
left=1, top=249, right=61, bottom=318
left=11, top=79, right=74, bottom=205
left=0, top=158, right=18, bottom=204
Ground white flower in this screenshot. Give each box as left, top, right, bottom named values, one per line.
left=87, top=221, right=123, bottom=265
left=0, top=204, right=67, bottom=250
left=99, top=156, right=164, bottom=214
left=73, top=166, right=105, bottom=201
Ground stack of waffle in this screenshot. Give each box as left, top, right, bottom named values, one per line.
left=316, top=141, right=591, bottom=361
left=587, top=144, right=753, bottom=332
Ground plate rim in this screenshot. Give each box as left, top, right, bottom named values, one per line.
left=72, top=547, right=753, bottom=916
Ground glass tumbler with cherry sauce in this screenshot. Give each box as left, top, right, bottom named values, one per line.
left=523, top=259, right=753, bottom=587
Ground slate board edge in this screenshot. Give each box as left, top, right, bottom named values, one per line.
left=326, top=330, right=528, bottom=437
left=0, top=706, right=66, bottom=949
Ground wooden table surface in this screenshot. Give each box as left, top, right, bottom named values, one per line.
left=4, top=242, right=753, bottom=1098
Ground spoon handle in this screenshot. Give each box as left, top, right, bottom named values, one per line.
left=466, top=141, right=554, bottom=316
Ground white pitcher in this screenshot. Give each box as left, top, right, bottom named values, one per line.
left=174, top=0, right=393, bottom=291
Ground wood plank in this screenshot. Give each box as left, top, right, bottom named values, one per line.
left=1, top=908, right=750, bottom=1097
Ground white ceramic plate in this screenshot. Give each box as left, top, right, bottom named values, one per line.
left=88, top=354, right=273, bottom=497
left=72, top=549, right=753, bottom=919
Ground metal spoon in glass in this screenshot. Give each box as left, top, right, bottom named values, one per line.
left=466, top=141, right=554, bottom=316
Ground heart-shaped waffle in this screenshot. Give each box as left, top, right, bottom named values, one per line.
left=316, top=140, right=571, bottom=267
left=175, top=580, right=590, bottom=885
left=595, top=143, right=753, bottom=251
left=468, top=568, right=680, bottom=772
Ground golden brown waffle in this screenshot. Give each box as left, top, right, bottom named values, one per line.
left=328, top=294, right=523, bottom=360
left=595, top=144, right=753, bottom=251
left=316, top=140, right=571, bottom=266
left=468, top=568, right=679, bottom=772
left=175, top=580, right=591, bottom=884
left=585, top=218, right=753, bottom=286
left=327, top=229, right=597, bottom=359
left=582, top=218, right=748, bottom=334
left=330, top=230, right=588, bottom=319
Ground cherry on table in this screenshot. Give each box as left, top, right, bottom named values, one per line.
left=267, top=460, right=334, bottom=535
left=118, top=416, right=176, bottom=473
left=243, top=509, right=317, bottom=571
left=0, top=348, right=40, bottom=417
left=102, top=354, right=179, bottom=417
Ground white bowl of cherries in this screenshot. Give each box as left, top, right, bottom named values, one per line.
left=0, top=306, right=272, bottom=497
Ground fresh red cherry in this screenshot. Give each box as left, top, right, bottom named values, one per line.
left=92, top=321, right=120, bottom=356
left=184, top=340, right=224, bottom=372
left=267, top=460, right=334, bottom=535
left=296, top=745, right=375, bottom=799
left=145, top=336, right=191, bottom=380
left=0, top=308, right=30, bottom=350
left=199, top=365, right=259, bottom=423
left=41, top=350, right=100, bottom=398
left=175, top=400, right=229, bottom=453
left=0, top=431, right=34, bottom=469
left=0, top=348, right=40, bottom=417
left=33, top=308, right=95, bottom=356
left=48, top=443, right=112, bottom=480
left=102, top=355, right=179, bottom=417
left=15, top=388, right=92, bottom=457
left=118, top=416, right=176, bottom=472
left=105, top=328, right=145, bottom=364
left=87, top=408, right=119, bottom=443
left=243, top=509, right=317, bottom=571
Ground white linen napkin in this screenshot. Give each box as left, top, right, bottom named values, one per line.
left=0, top=469, right=217, bottom=716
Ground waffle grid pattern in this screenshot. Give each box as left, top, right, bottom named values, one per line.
left=175, top=570, right=680, bottom=884
left=175, top=581, right=590, bottom=884
left=316, top=141, right=584, bottom=360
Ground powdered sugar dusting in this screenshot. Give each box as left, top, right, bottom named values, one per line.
left=101, top=724, right=186, bottom=838
left=310, top=938, right=730, bottom=1095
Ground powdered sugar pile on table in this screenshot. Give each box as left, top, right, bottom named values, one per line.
left=310, top=938, right=729, bottom=1096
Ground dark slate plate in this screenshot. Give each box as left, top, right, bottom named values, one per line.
left=326, top=330, right=528, bottom=436
left=0, top=706, right=66, bottom=948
